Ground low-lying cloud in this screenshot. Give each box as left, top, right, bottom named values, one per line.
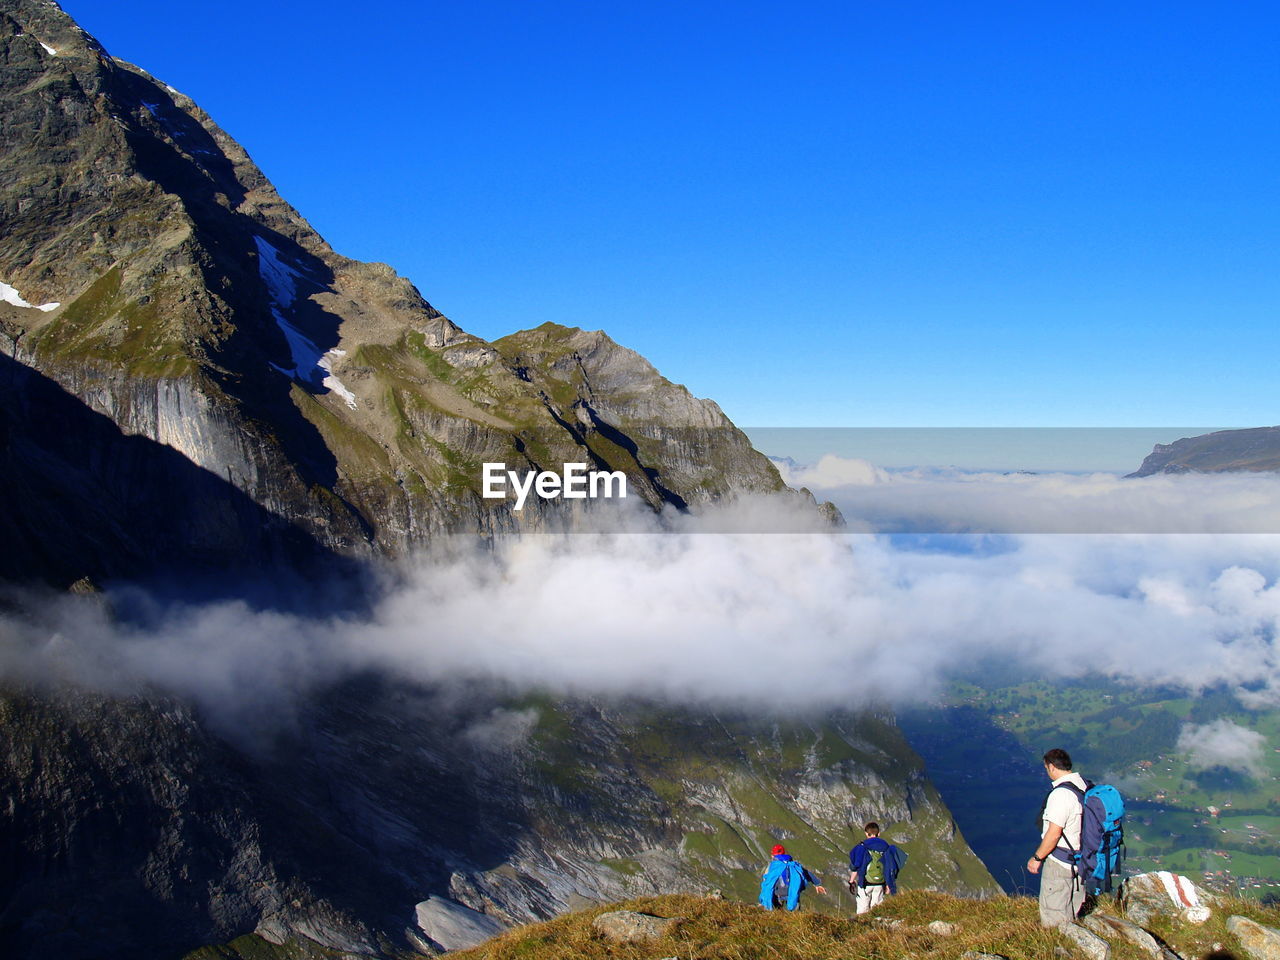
left=3, top=499, right=1279, bottom=728
left=1176, top=719, right=1269, bottom=777
left=775, top=455, right=891, bottom=490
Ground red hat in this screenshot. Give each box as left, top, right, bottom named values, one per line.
left=771, top=844, right=786, bottom=855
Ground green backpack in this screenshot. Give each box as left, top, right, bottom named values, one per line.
left=865, top=848, right=885, bottom=885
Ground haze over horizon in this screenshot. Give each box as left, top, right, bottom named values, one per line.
left=55, top=0, right=1280, bottom=430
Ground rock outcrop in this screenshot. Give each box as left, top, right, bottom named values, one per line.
left=413, top=897, right=509, bottom=952
left=1227, top=915, right=1280, bottom=960
left=1082, top=914, right=1181, bottom=960
left=1060, top=921, right=1111, bottom=960
left=1122, top=872, right=1215, bottom=927
left=591, top=910, right=681, bottom=943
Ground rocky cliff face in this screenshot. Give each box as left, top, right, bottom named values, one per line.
left=1128, top=426, right=1280, bottom=477
left=0, top=4, right=989, bottom=959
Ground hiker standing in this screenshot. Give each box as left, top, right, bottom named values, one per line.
left=758, top=844, right=827, bottom=911
left=1027, top=747, right=1088, bottom=927
left=848, top=822, right=904, bottom=914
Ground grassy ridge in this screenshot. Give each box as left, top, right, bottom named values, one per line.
left=451, top=890, right=1280, bottom=960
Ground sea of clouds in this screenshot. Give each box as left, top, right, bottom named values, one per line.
left=2, top=491, right=1277, bottom=733
left=1, top=444, right=1278, bottom=773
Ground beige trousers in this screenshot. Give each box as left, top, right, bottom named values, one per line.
left=855, top=883, right=886, bottom=915
left=1039, top=862, right=1084, bottom=927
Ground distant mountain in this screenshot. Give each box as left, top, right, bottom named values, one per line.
left=1128, top=427, right=1280, bottom=477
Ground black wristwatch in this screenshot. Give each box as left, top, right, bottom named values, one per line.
left=1032, top=853, right=1047, bottom=863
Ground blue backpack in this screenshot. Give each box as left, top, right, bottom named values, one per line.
left=759, top=856, right=807, bottom=911
left=1053, top=781, right=1126, bottom=894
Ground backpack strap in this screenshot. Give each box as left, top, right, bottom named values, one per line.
left=1040, top=781, right=1085, bottom=824
left=1043, top=781, right=1086, bottom=868
left=1058, top=781, right=1086, bottom=800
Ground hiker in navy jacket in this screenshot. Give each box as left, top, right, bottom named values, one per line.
left=759, top=844, right=827, bottom=910
left=848, top=822, right=905, bottom=914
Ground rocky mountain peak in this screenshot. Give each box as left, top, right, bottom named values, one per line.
left=0, top=0, right=833, bottom=587
left=2, top=0, right=106, bottom=63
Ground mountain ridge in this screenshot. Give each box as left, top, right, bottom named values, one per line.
left=1128, top=425, right=1280, bottom=477
left=2, top=0, right=826, bottom=588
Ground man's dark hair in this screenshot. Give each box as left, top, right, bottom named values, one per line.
left=1043, top=748, right=1073, bottom=771
left=864, top=822, right=880, bottom=835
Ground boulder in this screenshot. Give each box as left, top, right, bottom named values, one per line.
left=1122, top=872, right=1214, bottom=926
left=1083, top=914, right=1181, bottom=959
left=591, top=910, right=680, bottom=943
left=1060, top=921, right=1111, bottom=960
left=1227, top=915, right=1280, bottom=960
left=928, top=920, right=958, bottom=936
left=413, top=897, right=508, bottom=952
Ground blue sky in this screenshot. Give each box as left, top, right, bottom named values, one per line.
left=62, top=1, right=1280, bottom=428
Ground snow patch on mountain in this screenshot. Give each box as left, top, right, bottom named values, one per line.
left=318, top=349, right=358, bottom=410
left=253, top=236, right=356, bottom=409
left=254, top=235, right=300, bottom=309
left=0, top=280, right=59, bottom=311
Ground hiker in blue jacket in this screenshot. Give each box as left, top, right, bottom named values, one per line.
left=759, top=844, right=827, bottom=910
left=848, top=822, right=905, bottom=914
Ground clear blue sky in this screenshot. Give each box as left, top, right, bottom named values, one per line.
left=62, top=1, right=1280, bottom=427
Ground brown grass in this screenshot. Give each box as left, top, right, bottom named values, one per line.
left=451, top=889, right=1280, bottom=960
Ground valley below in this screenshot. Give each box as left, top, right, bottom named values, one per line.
left=900, top=678, right=1280, bottom=903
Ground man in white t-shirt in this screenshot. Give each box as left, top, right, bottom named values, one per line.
left=1026, top=747, right=1087, bottom=927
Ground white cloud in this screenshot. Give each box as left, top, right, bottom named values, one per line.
left=3, top=510, right=1280, bottom=729
left=772, top=454, right=889, bottom=489
left=460, top=707, right=540, bottom=751
left=1176, top=719, right=1269, bottom=777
